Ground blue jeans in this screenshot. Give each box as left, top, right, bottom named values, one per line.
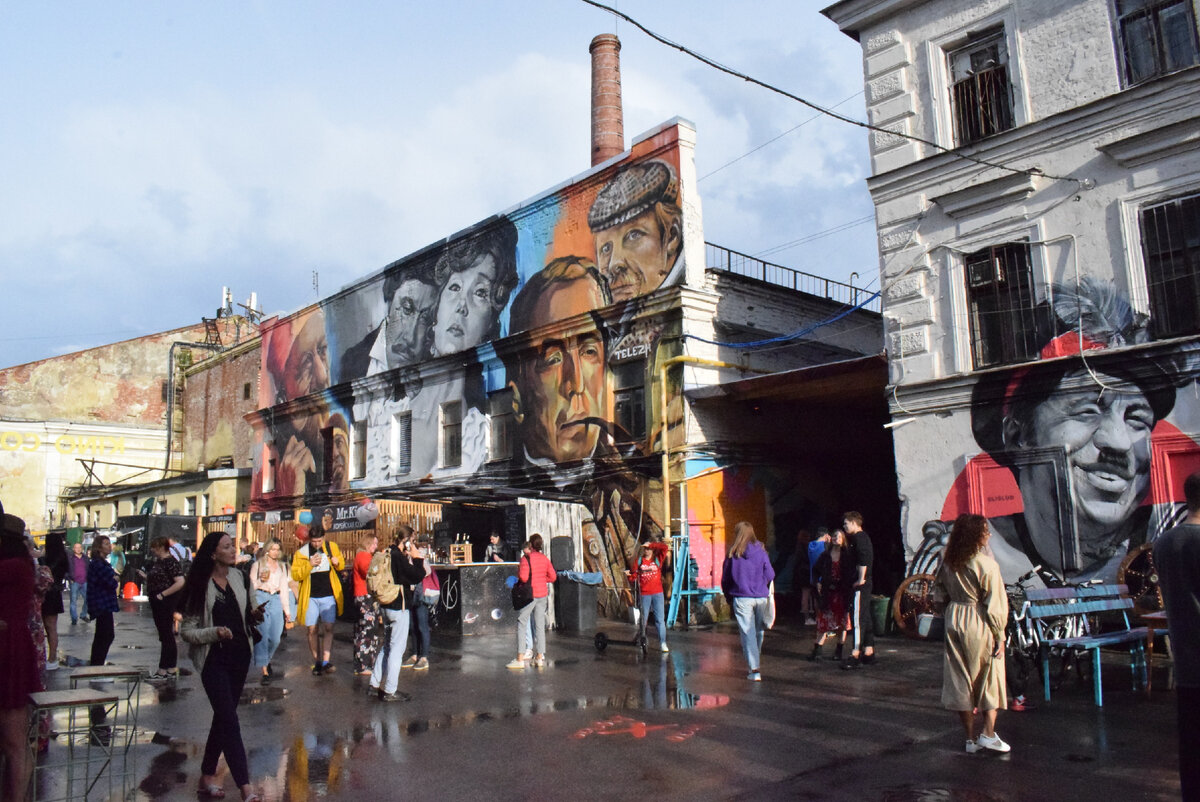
left=70, top=581, right=88, bottom=623
left=732, top=596, right=770, bottom=672
left=371, top=608, right=410, bottom=695
left=253, top=591, right=284, bottom=668
left=639, top=591, right=667, bottom=645
left=411, top=596, right=431, bottom=658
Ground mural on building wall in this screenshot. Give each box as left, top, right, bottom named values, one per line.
left=909, top=278, right=1200, bottom=585
left=251, top=133, right=689, bottom=599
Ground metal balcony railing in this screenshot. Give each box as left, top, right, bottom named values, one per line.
left=705, top=242, right=881, bottom=312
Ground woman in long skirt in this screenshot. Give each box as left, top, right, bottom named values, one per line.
left=935, top=513, right=1010, bottom=754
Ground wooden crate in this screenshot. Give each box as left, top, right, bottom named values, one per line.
left=449, top=544, right=471, bottom=565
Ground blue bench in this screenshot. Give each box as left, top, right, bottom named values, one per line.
left=1025, top=583, right=1148, bottom=707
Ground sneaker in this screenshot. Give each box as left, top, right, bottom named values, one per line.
left=533, top=655, right=546, bottom=668
left=505, top=659, right=526, bottom=670
left=841, top=657, right=861, bottom=671
left=414, top=657, right=429, bottom=671
left=366, top=685, right=381, bottom=697
left=747, top=670, right=762, bottom=682
left=45, top=662, right=59, bottom=672
left=660, top=643, right=670, bottom=653
left=312, top=663, right=323, bottom=676
left=320, top=662, right=337, bottom=675
left=861, top=653, right=877, bottom=666
left=523, top=650, right=533, bottom=661
left=260, top=674, right=271, bottom=686
left=976, top=732, right=1010, bottom=753
left=965, top=740, right=981, bottom=754
left=380, top=691, right=411, bottom=702
left=804, top=616, right=817, bottom=626
left=402, top=655, right=418, bottom=669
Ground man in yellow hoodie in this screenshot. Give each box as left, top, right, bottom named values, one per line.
left=292, top=523, right=344, bottom=675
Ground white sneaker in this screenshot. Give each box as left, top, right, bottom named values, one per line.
left=522, top=650, right=533, bottom=661
left=976, top=732, right=1010, bottom=753
left=660, top=643, right=670, bottom=653
left=45, top=662, right=59, bottom=672
left=965, top=740, right=981, bottom=754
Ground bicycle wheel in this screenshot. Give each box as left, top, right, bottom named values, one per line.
left=892, top=573, right=940, bottom=639
left=1117, top=542, right=1163, bottom=615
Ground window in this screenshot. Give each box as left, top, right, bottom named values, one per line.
left=1116, top=0, right=1200, bottom=86
left=243, top=382, right=251, bottom=400
left=201, top=494, right=210, bottom=516
left=1140, top=192, right=1200, bottom=339
left=391, top=412, right=412, bottom=475
left=441, top=402, right=462, bottom=468
left=965, top=243, right=1040, bottom=369
left=948, top=29, right=1014, bottom=146
left=613, top=361, right=646, bottom=441
left=184, top=496, right=197, bottom=516
left=351, top=421, right=367, bottom=479
left=488, top=390, right=514, bottom=461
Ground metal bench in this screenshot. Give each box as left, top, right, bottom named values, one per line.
left=1026, top=583, right=1148, bottom=707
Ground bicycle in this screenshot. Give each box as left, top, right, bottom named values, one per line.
left=1004, top=565, right=1046, bottom=705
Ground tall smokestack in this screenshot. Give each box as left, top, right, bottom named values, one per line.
left=590, top=33, right=624, bottom=166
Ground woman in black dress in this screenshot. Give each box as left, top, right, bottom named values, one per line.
left=39, top=531, right=68, bottom=671
left=179, top=531, right=263, bottom=801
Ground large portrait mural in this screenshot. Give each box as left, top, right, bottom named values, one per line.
left=251, top=129, right=690, bottom=600
left=907, top=278, right=1200, bottom=586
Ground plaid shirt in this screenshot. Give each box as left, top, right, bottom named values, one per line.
left=86, top=557, right=119, bottom=614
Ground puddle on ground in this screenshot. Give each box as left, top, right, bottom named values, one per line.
left=882, top=788, right=1003, bottom=801
left=241, top=686, right=291, bottom=704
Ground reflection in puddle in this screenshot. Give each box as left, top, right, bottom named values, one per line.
left=241, top=687, right=291, bottom=705
left=882, top=788, right=1003, bottom=802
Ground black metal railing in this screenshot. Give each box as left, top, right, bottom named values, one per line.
left=705, top=242, right=881, bottom=312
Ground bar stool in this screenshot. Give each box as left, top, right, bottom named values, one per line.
left=27, top=688, right=120, bottom=802
left=68, top=665, right=143, bottom=743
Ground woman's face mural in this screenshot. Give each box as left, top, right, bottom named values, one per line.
left=433, top=252, right=498, bottom=357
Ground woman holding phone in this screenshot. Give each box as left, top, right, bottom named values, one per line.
left=180, top=531, right=264, bottom=801
left=250, top=539, right=291, bottom=685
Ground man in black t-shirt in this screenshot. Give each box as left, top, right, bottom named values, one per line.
left=842, top=511, right=876, bottom=669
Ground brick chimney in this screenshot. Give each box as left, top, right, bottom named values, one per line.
left=590, top=33, right=624, bottom=166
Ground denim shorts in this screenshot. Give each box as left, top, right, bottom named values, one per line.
left=304, top=595, right=337, bottom=626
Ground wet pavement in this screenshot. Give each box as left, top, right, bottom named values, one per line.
left=34, top=600, right=1180, bottom=800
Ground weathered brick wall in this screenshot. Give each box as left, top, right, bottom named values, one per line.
left=181, top=341, right=262, bottom=471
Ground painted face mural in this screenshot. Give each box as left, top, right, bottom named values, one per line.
left=509, top=257, right=610, bottom=464
left=916, top=278, right=1200, bottom=586
left=589, top=160, right=682, bottom=303
left=384, top=277, right=437, bottom=368
left=252, top=137, right=690, bottom=610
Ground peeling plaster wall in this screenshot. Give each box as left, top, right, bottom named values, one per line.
left=181, top=341, right=261, bottom=472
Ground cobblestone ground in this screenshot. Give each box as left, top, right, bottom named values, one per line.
left=24, top=598, right=1182, bottom=800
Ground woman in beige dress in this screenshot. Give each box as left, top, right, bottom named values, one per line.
left=935, top=513, right=1010, bottom=754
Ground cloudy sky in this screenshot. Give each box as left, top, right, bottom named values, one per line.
left=0, top=1, right=875, bottom=369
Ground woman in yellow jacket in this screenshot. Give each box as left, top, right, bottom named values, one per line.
left=290, top=525, right=344, bottom=675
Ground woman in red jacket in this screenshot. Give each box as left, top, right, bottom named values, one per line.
left=507, top=534, right=557, bottom=670
left=631, top=540, right=670, bottom=653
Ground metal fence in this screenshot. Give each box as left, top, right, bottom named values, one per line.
left=706, top=242, right=880, bottom=313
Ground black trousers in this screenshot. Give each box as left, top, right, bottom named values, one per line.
left=200, top=640, right=252, bottom=787
left=1179, top=685, right=1200, bottom=801
left=90, top=611, right=115, bottom=665
left=850, top=584, right=874, bottom=653
left=149, top=596, right=178, bottom=670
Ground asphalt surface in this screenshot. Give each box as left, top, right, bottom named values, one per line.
left=30, top=598, right=1181, bottom=801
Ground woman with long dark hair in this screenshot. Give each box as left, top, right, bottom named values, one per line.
left=808, top=529, right=852, bottom=662
left=39, top=531, right=67, bottom=671
left=721, top=521, right=775, bottom=681
left=86, top=535, right=119, bottom=666
left=935, top=513, right=1010, bottom=754
left=0, top=510, right=41, bottom=801
left=145, top=536, right=185, bottom=680
left=179, top=531, right=263, bottom=801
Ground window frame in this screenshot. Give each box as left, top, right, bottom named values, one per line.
left=440, top=401, right=463, bottom=469
left=487, top=389, right=514, bottom=462
left=350, top=420, right=367, bottom=480
left=946, top=28, right=1015, bottom=146
left=1113, top=0, right=1200, bottom=87
left=391, top=411, right=413, bottom=476
left=612, top=359, right=647, bottom=442
left=1137, top=190, right=1200, bottom=339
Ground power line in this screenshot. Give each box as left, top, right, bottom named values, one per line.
left=579, top=0, right=1086, bottom=185
left=753, top=214, right=876, bottom=260
left=698, top=90, right=865, bottom=182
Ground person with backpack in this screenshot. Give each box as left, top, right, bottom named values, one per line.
left=367, top=526, right=427, bottom=701
left=352, top=534, right=383, bottom=675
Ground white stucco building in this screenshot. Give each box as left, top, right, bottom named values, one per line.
left=823, top=0, right=1200, bottom=584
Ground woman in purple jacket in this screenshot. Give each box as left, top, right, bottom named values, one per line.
left=721, top=521, right=775, bottom=681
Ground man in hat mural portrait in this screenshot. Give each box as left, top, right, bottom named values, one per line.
left=588, top=159, right=683, bottom=303
left=967, top=278, right=1190, bottom=583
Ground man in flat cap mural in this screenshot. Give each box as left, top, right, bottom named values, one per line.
left=588, top=159, right=683, bottom=303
